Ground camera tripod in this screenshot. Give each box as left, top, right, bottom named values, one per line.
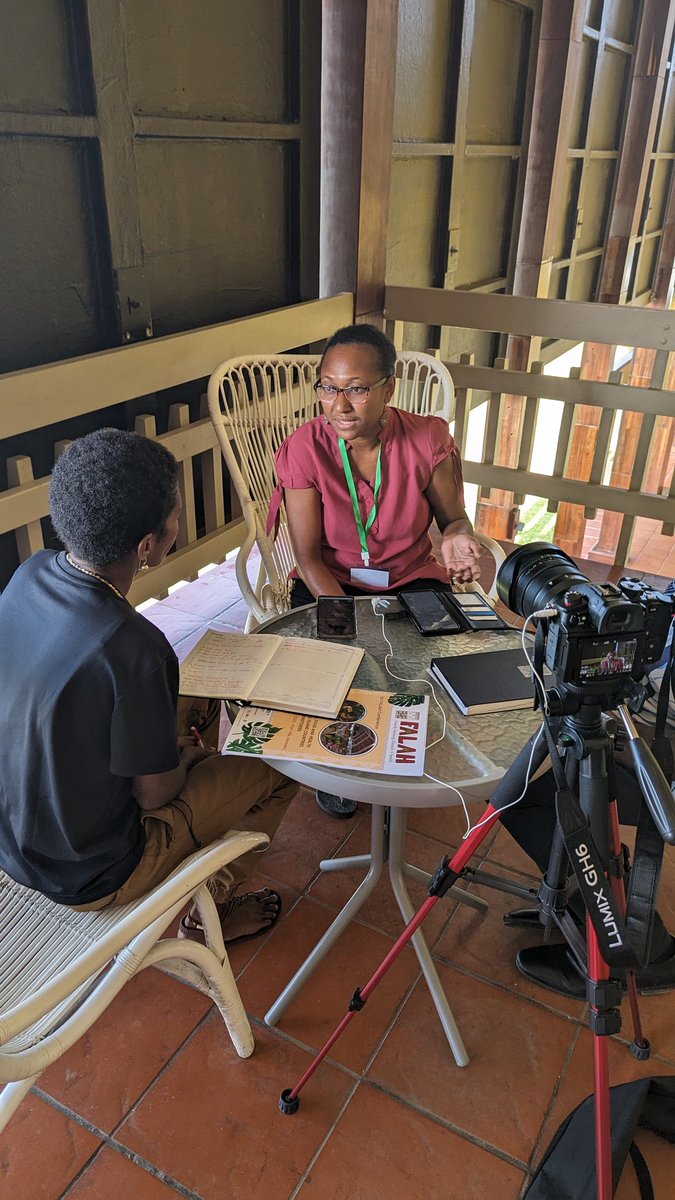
left=279, top=693, right=675, bottom=1200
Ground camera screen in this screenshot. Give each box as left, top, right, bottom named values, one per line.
left=578, top=637, right=638, bottom=680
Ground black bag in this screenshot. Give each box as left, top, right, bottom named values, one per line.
left=524, top=1076, right=675, bottom=1199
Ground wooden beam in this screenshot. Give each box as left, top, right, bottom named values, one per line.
left=319, top=0, right=367, bottom=297
left=563, top=1, right=613, bottom=304
left=319, top=0, right=399, bottom=314
left=383, top=285, right=675, bottom=351
left=356, top=0, right=399, bottom=316
left=0, top=114, right=99, bottom=138
left=443, top=0, right=475, bottom=294
left=511, top=0, right=586, bottom=301
left=465, top=145, right=522, bottom=158
left=84, top=0, right=144, bottom=281
left=447, top=362, right=675, bottom=417
left=652, top=157, right=675, bottom=306
left=134, top=117, right=300, bottom=141
left=392, top=142, right=456, bottom=158
left=463, top=462, right=674, bottom=524
left=298, top=0, right=322, bottom=301
left=0, top=294, right=354, bottom=440
left=598, top=0, right=675, bottom=305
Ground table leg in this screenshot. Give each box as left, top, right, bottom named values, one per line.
left=388, top=807, right=469, bottom=1068
left=264, top=804, right=387, bottom=1027
left=320, top=853, right=372, bottom=873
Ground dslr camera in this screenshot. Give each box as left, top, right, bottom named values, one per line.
left=497, top=542, right=673, bottom=697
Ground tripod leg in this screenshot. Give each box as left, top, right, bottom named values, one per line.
left=587, top=922, right=613, bottom=1200
left=607, top=798, right=649, bottom=1056
left=575, top=728, right=622, bottom=1200
left=537, top=750, right=587, bottom=957
left=278, top=728, right=549, bottom=1113
left=278, top=780, right=509, bottom=1113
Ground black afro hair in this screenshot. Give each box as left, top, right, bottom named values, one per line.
left=50, top=428, right=179, bottom=568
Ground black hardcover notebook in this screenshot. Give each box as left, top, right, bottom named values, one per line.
left=430, top=647, right=537, bottom=715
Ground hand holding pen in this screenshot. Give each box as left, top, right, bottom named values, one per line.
left=178, top=725, right=214, bottom=769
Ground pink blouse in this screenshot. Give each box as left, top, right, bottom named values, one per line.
left=267, top=407, right=464, bottom=591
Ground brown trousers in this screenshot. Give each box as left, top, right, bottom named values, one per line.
left=71, top=697, right=298, bottom=911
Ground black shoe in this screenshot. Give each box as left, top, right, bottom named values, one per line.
left=516, top=944, right=586, bottom=999
left=315, top=791, right=357, bottom=819
left=516, top=942, right=675, bottom=1000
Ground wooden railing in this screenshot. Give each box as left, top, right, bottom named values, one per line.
left=384, top=286, right=675, bottom=566
left=0, top=294, right=353, bottom=601
left=3, top=284, right=674, bottom=597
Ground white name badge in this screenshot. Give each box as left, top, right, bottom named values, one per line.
left=350, top=567, right=390, bottom=588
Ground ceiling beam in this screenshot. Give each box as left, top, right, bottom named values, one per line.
left=598, top=0, right=675, bottom=305
left=511, top=0, right=587, bottom=304
left=319, top=0, right=399, bottom=319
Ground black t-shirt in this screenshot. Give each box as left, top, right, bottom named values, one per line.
left=0, top=551, right=180, bottom=903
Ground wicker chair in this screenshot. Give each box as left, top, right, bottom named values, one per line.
left=0, top=829, right=268, bottom=1134
left=207, top=352, right=505, bottom=629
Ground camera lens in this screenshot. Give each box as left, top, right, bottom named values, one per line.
left=497, top=542, right=642, bottom=635
left=496, top=542, right=587, bottom=617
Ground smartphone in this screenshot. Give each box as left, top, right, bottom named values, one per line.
left=316, top=595, right=357, bottom=639
left=398, top=590, right=463, bottom=636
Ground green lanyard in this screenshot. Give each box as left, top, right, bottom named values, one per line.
left=338, top=438, right=382, bottom=567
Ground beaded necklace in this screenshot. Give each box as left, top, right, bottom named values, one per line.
left=65, top=553, right=127, bottom=603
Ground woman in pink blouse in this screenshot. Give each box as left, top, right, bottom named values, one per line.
left=273, top=324, right=481, bottom=606
left=271, top=324, right=483, bottom=816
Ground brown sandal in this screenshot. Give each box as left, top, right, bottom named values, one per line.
left=178, top=887, right=282, bottom=947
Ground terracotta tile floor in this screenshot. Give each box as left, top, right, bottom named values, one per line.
left=581, top=430, right=675, bottom=575
left=583, top=511, right=675, bottom=578
left=2, top=549, right=675, bottom=1199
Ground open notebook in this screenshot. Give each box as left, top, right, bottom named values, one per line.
left=179, top=629, right=364, bottom=718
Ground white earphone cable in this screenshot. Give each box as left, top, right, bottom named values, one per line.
left=372, top=597, right=555, bottom=838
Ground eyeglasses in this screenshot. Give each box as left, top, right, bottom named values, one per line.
left=313, top=376, right=390, bottom=404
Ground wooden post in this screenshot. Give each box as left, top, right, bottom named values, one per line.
left=167, top=404, right=198, bottom=581
left=320, top=0, right=399, bottom=318
left=553, top=343, right=613, bottom=555
left=6, top=457, right=44, bottom=562
left=598, top=0, right=675, bottom=307
left=84, top=0, right=147, bottom=342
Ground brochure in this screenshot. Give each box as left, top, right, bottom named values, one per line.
left=221, top=688, right=430, bottom=776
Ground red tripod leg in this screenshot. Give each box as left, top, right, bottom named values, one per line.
left=279, top=803, right=504, bottom=1113
left=587, top=921, right=614, bottom=1200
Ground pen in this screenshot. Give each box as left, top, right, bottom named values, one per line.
left=190, top=725, right=205, bottom=748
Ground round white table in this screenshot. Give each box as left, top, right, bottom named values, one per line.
left=256, top=597, right=541, bottom=1066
